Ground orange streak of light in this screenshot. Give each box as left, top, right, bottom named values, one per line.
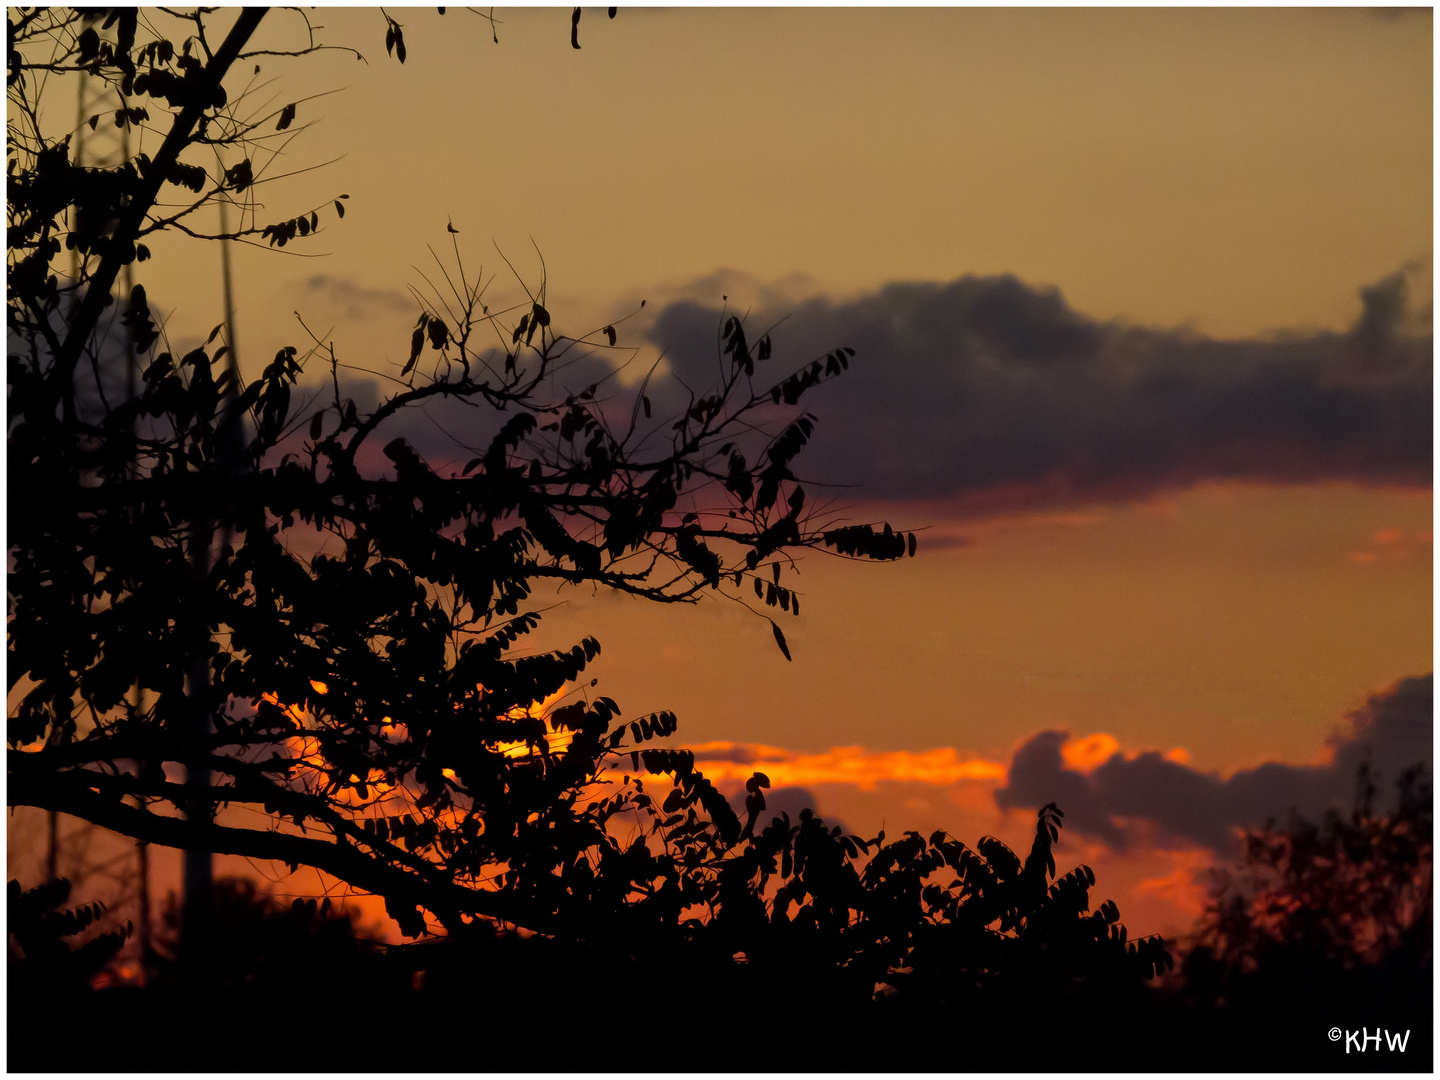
left=673, top=741, right=1006, bottom=791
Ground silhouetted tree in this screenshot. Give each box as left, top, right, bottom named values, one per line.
left=1184, top=764, right=1431, bottom=997
left=9, top=0, right=907, bottom=938
left=9, top=12, right=1169, bottom=1064
left=1152, top=765, right=1434, bottom=1071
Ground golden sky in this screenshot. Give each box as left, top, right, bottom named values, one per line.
left=130, top=6, right=1431, bottom=354
left=21, top=6, right=1432, bottom=940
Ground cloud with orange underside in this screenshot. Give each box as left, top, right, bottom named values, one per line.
left=1061, top=732, right=1190, bottom=772
left=998, top=675, right=1432, bottom=853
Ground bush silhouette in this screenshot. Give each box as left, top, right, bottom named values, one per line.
left=8, top=878, right=131, bottom=996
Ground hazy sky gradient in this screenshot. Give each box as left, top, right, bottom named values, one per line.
left=28, top=6, right=1430, bottom=939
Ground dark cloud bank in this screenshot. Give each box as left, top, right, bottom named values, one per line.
left=645, top=270, right=1431, bottom=512
left=995, top=674, right=1433, bottom=853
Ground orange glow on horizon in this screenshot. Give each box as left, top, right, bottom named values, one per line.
left=1134, top=869, right=1207, bottom=920
left=1133, top=846, right=1215, bottom=922
left=637, top=734, right=1203, bottom=793
left=675, top=741, right=1006, bottom=791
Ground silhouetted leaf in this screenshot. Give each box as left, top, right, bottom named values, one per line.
left=769, top=620, right=791, bottom=661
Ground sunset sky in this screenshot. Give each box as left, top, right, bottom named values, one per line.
left=15, top=6, right=1432, bottom=940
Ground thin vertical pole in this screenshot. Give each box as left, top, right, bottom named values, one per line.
left=45, top=812, right=58, bottom=883
left=181, top=190, right=244, bottom=975
left=134, top=795, right=152, bottom=977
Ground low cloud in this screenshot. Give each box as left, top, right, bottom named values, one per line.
left=326, top=266, right=1430, bottom=509
left=297, top=274, right=414, bottom=321
left=644, top=268, right=1431, bottom=513
left=995, top=674, right=1433, bottom=852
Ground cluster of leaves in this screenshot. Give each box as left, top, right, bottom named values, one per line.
left=825, top=522, right=917, bottom=560
left=8, top=878, right=133, bottom=993
left=550, top=785, right=1173, bottom=1007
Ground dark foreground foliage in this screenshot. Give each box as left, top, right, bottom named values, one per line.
left=7, top=946, right=1429, bottom=1073
left=11, top=802, right=1178, bottom=1072
left=12, top=768, right=1431, bottom=1072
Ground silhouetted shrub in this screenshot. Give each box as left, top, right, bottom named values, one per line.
left=8, top=877, right=131, bottom=995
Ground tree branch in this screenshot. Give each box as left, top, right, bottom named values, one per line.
left=48, top=7, right=269, bottom=413
left=8, top=754, right=551, bottom=935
